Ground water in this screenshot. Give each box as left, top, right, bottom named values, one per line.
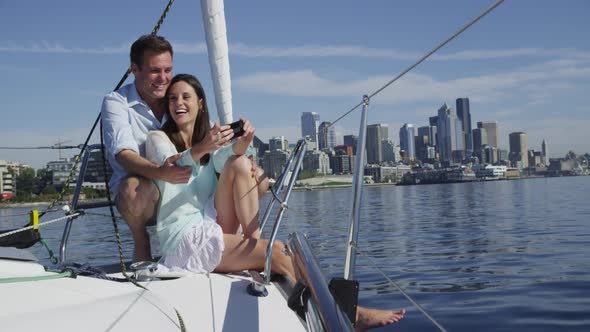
left=2, top=176, right=589, bottom=331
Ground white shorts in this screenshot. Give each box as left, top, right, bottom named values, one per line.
left=160, top=198, right=225, bottom=273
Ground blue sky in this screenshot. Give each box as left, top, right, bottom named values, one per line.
left=1, top=0, right=589, bottom=169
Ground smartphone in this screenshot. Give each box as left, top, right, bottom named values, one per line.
left=229, top=119, right=245, bottom=138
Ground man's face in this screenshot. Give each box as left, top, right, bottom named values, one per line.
left=132, top=50, right=173, bottom=104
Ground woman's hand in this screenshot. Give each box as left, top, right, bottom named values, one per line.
left=191, top=123, right=234, bottom=161
left=233, top=117, right=255, bottom=155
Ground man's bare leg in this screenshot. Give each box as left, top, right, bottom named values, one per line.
left=116, top=176, right=159, bottom=262
left=355, top=307, right=405, bottom=331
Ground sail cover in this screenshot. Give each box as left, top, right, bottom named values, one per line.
left=200, top=0, right=233, bottom=125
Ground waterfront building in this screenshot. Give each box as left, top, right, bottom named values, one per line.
left=46, top=158, right=80, bottom=189
left=330, top=151, right=354, bottom=174
left=542, top=139, right=548, bottom=165
left=364, top=164, right=411, bottom=183
left=509, top=132, right=528, bottom=169
left=399, top=123, right=416, bottom=161
left=366, top=124, right=388, bottom=164
left=456, top=98, right=473, bottom=157
left=303, top=150, right=332, bottom=175
left=343, top=135, right=358, bottom=154
left=263, top=149, right=290, bottom=180
left=497, top=149, right=509, bottom=163
left=318, top=121, right=336, bottom=151
left=253, top=136, right=268, bottom=163
left=0, top=160, right=19, bottom=197
left=301, top=112, right=320, bottom=146
left=482, top=145, right=498, bottom=165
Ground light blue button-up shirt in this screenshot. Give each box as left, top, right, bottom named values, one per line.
left=101, top=82, right=167, bottom=197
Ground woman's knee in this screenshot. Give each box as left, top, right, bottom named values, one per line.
left=226, top=155, right=252, bottom=176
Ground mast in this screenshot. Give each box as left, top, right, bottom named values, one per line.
left=200, top=0, right=233, bottom=125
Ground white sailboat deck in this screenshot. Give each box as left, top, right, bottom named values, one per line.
left=1, top=257, right=305, bottom=332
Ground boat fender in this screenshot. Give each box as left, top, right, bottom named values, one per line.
left=329, top=277, right=359, bottom=326
left=287, top=281, right=311, bottom=320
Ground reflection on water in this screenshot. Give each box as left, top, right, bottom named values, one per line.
left=2, top=176, right=590, bottom=331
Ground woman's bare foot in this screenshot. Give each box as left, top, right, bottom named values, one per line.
left=355, top=307, right=405, bottom=331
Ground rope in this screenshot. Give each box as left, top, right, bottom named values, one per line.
left=353, top=244, right=448, bottom=332
left=0, top=213, right=81, bottom=240
left=322, top=0, right=505, bottom=133
left=0, top=145, right=80, bottom=150
left=0, top=208, right=60, bottom=218
left=0, top=270, right=73, bottom=284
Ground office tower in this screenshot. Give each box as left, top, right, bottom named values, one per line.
left=509, top=132, right=528, bottom=169
left=318, top=121, right=336, bottom=151
left=269, top=136, right=289, bottom=151
left=366, top=124, right=387, bottom=164
left=542, top=139, right=548, bottom=165
left=381, top=139, right=396, bottom=162
left=399, top=123, right=416, bottom=161
left=436, top=103, right=460, bottom=164
left=429, top=116, right=438, bottom=127
left=456, top=98, right=473, bottom=156
left=301, top=112, right=320, bottom=145
left=477, top=121, right=499, bottom=148
left=343, top=135, right=358, bottom=154
left=472, top=127, right=487, bottom=162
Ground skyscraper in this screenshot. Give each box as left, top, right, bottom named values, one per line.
left=366, top=124, right=388, bottom=164
left=399, top=123, right=416, bottom=161
left=301, top=112, right=320, bottom=145
left=509, top=132, right=528, bottom=169
left=542, top=139, right=548, bottom=165
left=456, top=98, right=472, bottom=156
left=343, top=134, right=358, bottom=154
left=318, top=121, right=336, bottom=150
left=477, top=121, right=499, bottom=148
left=436, top=103, right=461, bottom=164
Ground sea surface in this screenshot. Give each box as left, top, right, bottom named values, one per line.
left=2, top=176, right=589, bottom=331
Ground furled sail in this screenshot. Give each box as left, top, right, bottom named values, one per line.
left=200, top=0, right=233, bottom=125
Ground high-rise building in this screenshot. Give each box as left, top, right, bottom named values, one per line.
left=318, top=121, right=336, bottom=151
left=456, top=98, right=473, bottom=156
left=381, top=139, right=397, bottom=163
left=436, top=103, right=461, bottom=164
left=366, top=124, right=388, bottom=164
left=477, top=121, right=499, bottom=148
left=399, top=123, right=416, bottom=161
left=343, top=135, right=358, bottom=154
left=542, top=139, right=548, bottom=165
left=301, top=112, right=320, bottom=145
left=509, top=132, right=528, bottom=169
left=269, top=136, right=289, bottom=151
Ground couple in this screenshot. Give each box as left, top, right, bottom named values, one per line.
left=101, top=34, right=404, bottom=331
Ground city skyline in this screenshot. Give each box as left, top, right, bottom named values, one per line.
left=1, top=1, right=589, bottom=168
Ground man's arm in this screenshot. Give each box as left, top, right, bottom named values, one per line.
left=116, top=149, right=190, bottom=184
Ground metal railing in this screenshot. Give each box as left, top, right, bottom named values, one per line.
left=287, top=232, right=355, bottom=332
left=344, top=96, right=370, bottom=280
left=248, top=138, right=307, bottom=296
left=59, top=144, right=112, bottom=262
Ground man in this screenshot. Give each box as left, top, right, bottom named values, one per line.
left=101, top=34, right=191, bottom=262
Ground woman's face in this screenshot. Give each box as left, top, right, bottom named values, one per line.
left=168, top=81, right=202, bottom=128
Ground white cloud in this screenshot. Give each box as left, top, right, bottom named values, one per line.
left=0, top=42, right=128, bottom=54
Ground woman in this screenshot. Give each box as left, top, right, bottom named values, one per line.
left=147, top=74, right=404, bottom=330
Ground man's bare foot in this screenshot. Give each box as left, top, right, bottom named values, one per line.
left=355, top=307, right=405, bottom=331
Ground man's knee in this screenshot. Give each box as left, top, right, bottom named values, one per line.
left=117, top=176, right=159, bottom=219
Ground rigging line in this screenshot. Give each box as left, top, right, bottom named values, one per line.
left=0, top=145, right=81, bottom=150
left=353, top=244, right=448, bottom=332
left=323, top=0, right=505, bottom=133
left=0, top=213, right=81, bottom=240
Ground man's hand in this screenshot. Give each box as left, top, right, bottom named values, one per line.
left=159, top=154, right=191, bottom=184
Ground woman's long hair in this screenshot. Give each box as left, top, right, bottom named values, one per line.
left=161, top=74, right=211, bottom=164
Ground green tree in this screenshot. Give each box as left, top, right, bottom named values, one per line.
left=16, top=167, right=36, bottom=197
left=42, top=185, right=57, bottom=195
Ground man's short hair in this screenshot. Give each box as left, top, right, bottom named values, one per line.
left=130, top=35, right=174, bottom=69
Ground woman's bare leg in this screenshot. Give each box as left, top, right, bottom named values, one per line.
left=215, top=155, right=261, bottom=238
left=214, top=234, right=295, bottom=281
